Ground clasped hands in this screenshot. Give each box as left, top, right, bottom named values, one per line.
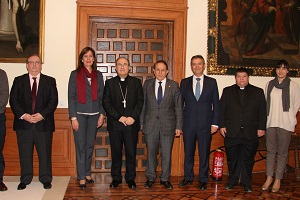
left=119, top=116, right=135, bottom=126
left=23, top=113, right=44, bottom=123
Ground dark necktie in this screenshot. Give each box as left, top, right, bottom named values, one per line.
left=157, top=81, right=163, bottom=105
left=195, top=78, right=201, bottom=100
left=32, top=77, right=37, bottom=113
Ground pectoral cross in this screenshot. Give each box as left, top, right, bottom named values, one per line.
left=122, top=99, right=126, bottom=108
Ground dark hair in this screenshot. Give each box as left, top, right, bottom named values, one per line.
left=275, top=59, right=289, bottom=70
left=26, top=54, right=41, bottom=63
left=115, top=57, right=130, bottom=66
left=190, top=55, right=205, bottom=66
left=235, top=67, right=249, bottom=77
left=153, top=60, right=168, bottom=70
left=77, top=47, right=97, bottom=71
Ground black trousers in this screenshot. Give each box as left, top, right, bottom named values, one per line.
left=109, top=124, right=138, bottom=182
left=0, top=113, right=6, bottom=182
left=16, top=125, right=53, bottom=184
left=224, top=129, right=258, bottom=186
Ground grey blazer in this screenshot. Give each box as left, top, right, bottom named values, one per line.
left=140, top=78, right=183, bottom=136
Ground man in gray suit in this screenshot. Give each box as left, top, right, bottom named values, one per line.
left=140, top=60, right=183, bottom=189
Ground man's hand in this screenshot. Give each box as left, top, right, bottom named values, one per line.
left=31, top=113, right=44, bottom=123
left=175, top=129, right=182, bottom=137
left=220, top=127, right=226, bottom=137
left=257, top=130, right=265, bottom=137
left=125, top=117, right=135, bottom=126
left=119, top=116, right=127, bottom=126
left=23, top=113, right=32, bottom=123
left=211, top=126, right=218, bottom=134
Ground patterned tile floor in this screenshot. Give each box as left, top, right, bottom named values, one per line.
left=64, top=172, right=300, bottom=199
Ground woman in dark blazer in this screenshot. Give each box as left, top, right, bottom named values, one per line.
left=68, top=47, right=105, bottom=189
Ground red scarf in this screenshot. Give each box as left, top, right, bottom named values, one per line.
left=76, top=67, right=98, bottom=104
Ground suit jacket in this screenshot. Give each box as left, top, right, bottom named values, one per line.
left=140, top=78, right=183, bottom=136
left=219, top=84, right=267, bottom=140
left=103, top=75, right=144, bottom=131
left=180, top=75, right=219, bottom=133
left=9, top=73, right=58, bottom=132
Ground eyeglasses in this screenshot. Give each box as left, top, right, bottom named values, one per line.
left=27, top=61, right=41, bottom=65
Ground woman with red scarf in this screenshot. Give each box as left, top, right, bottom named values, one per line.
left=68, top=47, right=105, bottom=189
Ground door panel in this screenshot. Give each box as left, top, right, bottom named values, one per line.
left=89, top=17, right=173, bottom=172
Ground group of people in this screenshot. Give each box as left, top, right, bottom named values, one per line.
left=0, top=47, right=299, bottom=194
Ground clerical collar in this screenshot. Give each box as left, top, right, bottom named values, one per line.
left=236, top=84, right=248, bottom=90
left=118, top=76, right=128, bottom=82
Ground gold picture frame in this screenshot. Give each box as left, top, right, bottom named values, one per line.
left=207, top=0, right=300, bottom=77
left=0, top=0, right=45, bottom=63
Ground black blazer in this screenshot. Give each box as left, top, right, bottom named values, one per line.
left=180, top=75, right=219, bottom=133
left=219, top=84, right=266, bottom=140
left=10, top=73, right=58, bottom=132
left=102, top=75, right=144, bottom=132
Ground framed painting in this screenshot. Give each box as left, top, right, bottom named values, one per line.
left=0, top=0, right=45, bottom=63
left=207, top=0, right=300, bottom=77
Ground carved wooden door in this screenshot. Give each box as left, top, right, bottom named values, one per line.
left=89, top=17, right=173, bottom=172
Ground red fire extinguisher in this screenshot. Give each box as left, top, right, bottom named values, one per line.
left=212, top=149, right=224, bottom=181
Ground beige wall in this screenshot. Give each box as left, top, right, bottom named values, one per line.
left=1, top=0, right=299, bottom=108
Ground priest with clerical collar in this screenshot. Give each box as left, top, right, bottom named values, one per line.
left=220, top=67, right=266, bottom=193
left=103, top=57, right=144, bottom=189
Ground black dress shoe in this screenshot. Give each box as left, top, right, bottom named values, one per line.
left=179, top=179, right=192, bottom=187
left=43, top=182, right=52, bottom=189
left=0, top=182, right=8, bottom=191
left=85, top=178, right=94, bottom=184
left=126, top=180, right=136, bottom=189
left=160, top=180, right=173, bottom=189
left=244, top=185, right=252, bottom=192
left=109, top=180, right=122, bottom=188
left=79, top=183, right=86, bottom=189
left=225, top=183, right=237, bottom=190
left=144, top=180, right=154, bottom=188
left=199, top=182, right=207, bottom=190
left=17, top=182, right=27, bottom=190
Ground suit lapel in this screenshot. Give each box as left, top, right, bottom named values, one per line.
left=198, top=75, right=207, bottom=101
left=186, top=76, right=197, bottom=101
left=36, top=74, right=44, bottom=103
left=149, top=79, right=157, bottom=104
left=163, top=79, right=172, bottom=104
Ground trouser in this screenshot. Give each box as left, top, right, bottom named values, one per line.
left=225, top=129, right=258, bottom=186
left=73, top=114, right=99, bottom=180
left=16, top=125, right=53, bottom=184
left=0, top=113, right=6, bottom=182
left=145, top=123, right=175, bottom=182
left=266, top=127, right=291, bottom=179
left=109, top=125, right=138, bottom=181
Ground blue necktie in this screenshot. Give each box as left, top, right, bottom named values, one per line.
left=157, top=81, right=163, bottom=105
left=195, top=78, right=201, bottom=101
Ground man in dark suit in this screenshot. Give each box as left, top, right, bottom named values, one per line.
left=0, top=69, right=9, bottom=192
left=179, top=55, right=220, bottom=190
left=220, top=67, right=266, bottom=192
left=9, top=54, right=58, bottom=190
left=103, top=57, right=144, bottom=189
left=140, top=60, right=183, bottom=190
